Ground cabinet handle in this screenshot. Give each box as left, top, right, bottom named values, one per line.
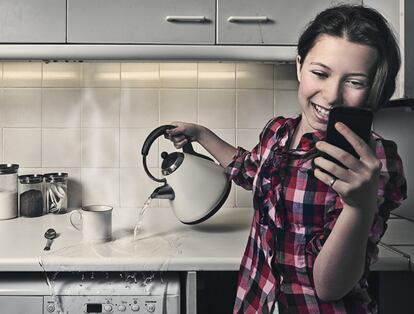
left=166, top=16, right=208, bottom=23
left=227, top=16, right=269, bottom=23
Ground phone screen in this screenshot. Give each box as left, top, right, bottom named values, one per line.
left=324, top=106, right=373, bottom=167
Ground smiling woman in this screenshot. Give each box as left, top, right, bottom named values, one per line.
left=164, top=4, right=406, bottom=314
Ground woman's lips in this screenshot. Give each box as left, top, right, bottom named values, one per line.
left=312, top=102, right=330, bottom=122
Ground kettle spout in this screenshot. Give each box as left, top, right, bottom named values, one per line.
left=150, top=183, right=175, bottom=200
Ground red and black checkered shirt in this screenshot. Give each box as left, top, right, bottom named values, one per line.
left=225, top=116, right=407, bottom=314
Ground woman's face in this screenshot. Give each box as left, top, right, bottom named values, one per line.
left=296, top=34, right=378, bottom=134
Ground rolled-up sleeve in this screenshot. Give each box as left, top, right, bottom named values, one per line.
left=224, top=117, right=284, bottom=191
left=224, top=144, right=261, bottom=191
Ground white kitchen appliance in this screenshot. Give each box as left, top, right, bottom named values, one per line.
left=142, top=125, right=231, bottom=225
left=0, top=272, right=180, bottom=314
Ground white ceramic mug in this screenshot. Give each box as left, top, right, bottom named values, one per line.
left=70, top=205, right=113, bottom=242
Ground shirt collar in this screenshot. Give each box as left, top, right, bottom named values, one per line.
left=278, top=115, right=326, bottom=152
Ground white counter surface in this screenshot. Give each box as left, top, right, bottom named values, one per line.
left=0, top=207, right=409, bottom=272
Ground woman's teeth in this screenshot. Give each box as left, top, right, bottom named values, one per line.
left=314, top=104, right=330, bottom=118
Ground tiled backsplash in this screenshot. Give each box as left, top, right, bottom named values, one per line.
left=0, top=62, right=299, bottom=209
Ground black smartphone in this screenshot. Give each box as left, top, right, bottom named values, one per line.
left=323, top=106, right=373, bottom=167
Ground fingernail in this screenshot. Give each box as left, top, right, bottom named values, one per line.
left=335, top=122, right=344, bottom=129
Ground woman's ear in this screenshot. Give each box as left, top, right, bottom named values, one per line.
left=296, top=55, right=302, bottom=83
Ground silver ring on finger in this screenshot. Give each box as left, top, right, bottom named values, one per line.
left=329, top=177, right=337, bottom=188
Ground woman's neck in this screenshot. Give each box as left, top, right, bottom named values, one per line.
left=289, top=120, right=305, bottom=150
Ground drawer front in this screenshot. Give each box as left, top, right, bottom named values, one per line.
left=0, top=0, right=66, bottom=43
left=217, top=0, right=362, bottom=45
left=67, top=0, right=215, bottom=44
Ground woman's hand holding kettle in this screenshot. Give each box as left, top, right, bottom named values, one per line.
left=165, top=121, right=237, bottom=168
left=165, top=121, right=203, bottom=149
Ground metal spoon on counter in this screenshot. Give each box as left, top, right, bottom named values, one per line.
left=44, top=228, right=57, bottom=251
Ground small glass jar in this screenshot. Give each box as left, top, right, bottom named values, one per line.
left=0, top=164, right=19, bottom=220
left=44, top=172, right=68, bottom=214
left=18, top=174, right=45, bottom=217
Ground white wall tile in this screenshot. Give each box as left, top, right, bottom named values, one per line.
left=274, top=90, right=301, bottom=118
left=3, top=62, right=42, bottom=87
left=160, top=63, right=197, bottom=88
left=0, top=63, right=3, bottom=88
left=42, top=88, right=82, bottom=128
left=42, top=129, right=81, bottom=167
left=81, top=128, right=119, bottom=167
left=81, top=168, right=119, bottom=207
left=120, top=89, right=159, bottom=128
left=1, top=89, right=41, bottom=127
left=18, top=168, right=43, bottom=175
left=198, top=63, right=235, bottom=89
left=237, top=89, right=274, bottom=128
left=121, top=63, right=160, bottom=88
left=43, top=63, right=82, bottom=87
left=237, top=129, right=261, bottom=151
left=81, top=88, right=120, bottom=127
left=120, top=167, right=159, bottom=208
left=198, top=89, right=236, bottom=129
left=274, top=63, right=299, bottom=90
left=3, top=128, right=41, bottom=167
left=82, top=63, right=120, bottom=87
left=0, top=61, right=288, bottom=208
left=159, top=89, right=197, bottom=125
left=0, top=129, right=2, bottom=163
left=120, top=128, right=158, bottom=168
left=196, top=129, right=236, bottom=161
left=236, top=63, right=273, bottom=89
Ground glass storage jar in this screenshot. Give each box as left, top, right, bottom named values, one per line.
left=18, top=174, right=45, bottom=217
left=44, top=172, right=68, bottom=214
left=0, top=164, right=19, bottom=220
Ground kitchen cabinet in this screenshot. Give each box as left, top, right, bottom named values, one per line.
left=67, top=0, right=215, bottom=44
left=0, top=0, right=66, bottom=43
left=216, top=0, right=362, bottom=45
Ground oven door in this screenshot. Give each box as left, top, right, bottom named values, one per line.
left=0, top=296, right=43, bottom=314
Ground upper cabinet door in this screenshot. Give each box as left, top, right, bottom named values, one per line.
left=67, top=0, right=215, bottom=44
left=0, top=0, right=66, bottom=43
left=217, top=0, right=362, bottom=45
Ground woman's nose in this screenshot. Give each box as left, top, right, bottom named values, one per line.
left=321, top=80, right=343, bottom=106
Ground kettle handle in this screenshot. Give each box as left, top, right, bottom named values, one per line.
left=142, top=125, right=214, bottom=183
left=141, top=125, right=175, bottom=183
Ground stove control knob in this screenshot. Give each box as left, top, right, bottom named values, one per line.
left=46, top=303, right=55, bottom=313
left=131, top=304, right=140, bottom=311
left=147, top=304, right=156, bottom=313
left=118, top=304, right=127, bottom=312
left=103, top=304, right=113, bottom=312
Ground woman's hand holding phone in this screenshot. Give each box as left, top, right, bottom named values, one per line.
left=313, top=119, right=381, bottom=213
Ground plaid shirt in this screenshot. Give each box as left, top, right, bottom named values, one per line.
left=225, top=116, right=407, bottom=314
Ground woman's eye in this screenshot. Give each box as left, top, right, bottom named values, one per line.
left=346, top=80, right=367, bottom=89
left=311, top=71, right=327, bottom=78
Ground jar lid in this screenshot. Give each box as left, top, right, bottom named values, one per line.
left=44, top=172, right=68, bottom=183
left=0, top=164, right=19, bottom=174
left=18, top=174, right=44, bottom=184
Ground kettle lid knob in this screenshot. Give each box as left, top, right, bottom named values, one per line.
left=161, top=152, right=184, bottom=176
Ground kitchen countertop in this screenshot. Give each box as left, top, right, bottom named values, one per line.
left=0, top=207, right=410, bottom=272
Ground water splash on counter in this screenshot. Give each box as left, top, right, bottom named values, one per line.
left=133, top=197, right=152, bottom=240
left=38, top=257, right=63, bottom=313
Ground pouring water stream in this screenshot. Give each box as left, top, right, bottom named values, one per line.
left=133, top=197, right=153, bottom=240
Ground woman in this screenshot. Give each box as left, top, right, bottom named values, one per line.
left=167, top=5, right=407, bottom=313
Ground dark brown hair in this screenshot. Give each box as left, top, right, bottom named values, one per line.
left=297, top=4, right=400, bottom=111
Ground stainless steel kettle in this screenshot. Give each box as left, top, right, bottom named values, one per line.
left=142, top=125, right=231, bottom=224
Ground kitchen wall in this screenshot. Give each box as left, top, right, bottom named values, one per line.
left=0, top=62, right=299, bottom=209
